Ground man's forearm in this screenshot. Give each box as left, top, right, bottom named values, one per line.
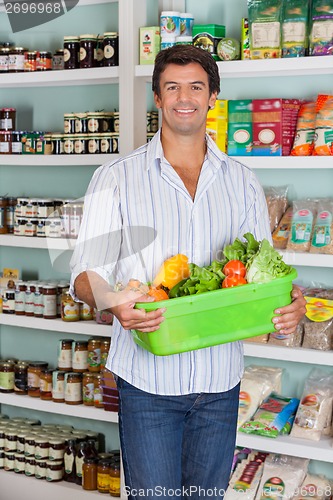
left=74, top=271, right=114, bottom=311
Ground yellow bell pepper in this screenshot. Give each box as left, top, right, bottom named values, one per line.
left=153, top=254, right=190, bottom=290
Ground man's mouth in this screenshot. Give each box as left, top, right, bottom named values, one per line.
left=175, top=109, right=196, bottom=114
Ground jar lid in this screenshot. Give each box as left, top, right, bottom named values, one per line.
left=12, top=46, right=28, bottom=51
left=87, top=111, right=105, bottom=116
left=64, top=113, right=76, bottom=117
left=74, top=112, right=87, bottom=118
left=64, top=36, right=79, bottom=41
left=0, top=47, right=10, bottom=52
left=0, top=130, right=11, bottom=134
left=55, top=48, right=64, bottom=54
left=39, top=51, right=52, bottom=55
left=26, top=51, right=37, bottom=55
left=80, top=34, right=97, bottom=39
left=1, top=107, right=16, bottom=112
left=161, top=11, right=181, bottom=15
left=103, top=32, right=118, bottom=37
left=84, top=457, right=98, bottom=464
left=48, top=439, right=65, bottom=445
left=28, top=362, right=48, bottom=368
left=74, top=340, right=88, bottom=346
left=180, top=12, right=194, bottom=18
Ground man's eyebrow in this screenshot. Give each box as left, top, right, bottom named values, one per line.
left=163, top=80, right=207, bottom=87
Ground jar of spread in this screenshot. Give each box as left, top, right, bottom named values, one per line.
left=63, top=36, right=80, bottom=69
left=25, top=455, right=35, bottom=476
left=0, top=47, right=10, bottom=73
left=2, top=290, right=15, bottom=314
left=4, top=451, right=15, bottom=471
left=43, top=133, right=52, bottom=155
left=87, top=111, right=104, bottom=133
left=48, top=438, right=65, bottom=461
left=0, top=197, right=7, bottom=234
left=82, top=456, right=98, bottom=490
left=14, top=217, right=27, bottom=236
left=75, top=112, right=88, bottom=133
left=34, top=283, right=44, bottom=317
left=111, top=133, right=119, bottom=153
left=103, top=32, right=119, bottom=67
left=0, top=130, right=12, bottom=154
left=40, top=369, right=53, bottom=400
left=24, top=51, right=37, bottom=71
left=61, top=202, right=72, bottom=238
left=14, top=361, right=29, bottom=395
left=109, top=457, right=121, bottom=497
left=14, top=452, right=25, bottom=474
left=88, top=339, right=101, bottom=372
left=70, top=202, right=83, bottom=239
left=88, top=134, right=100, bottom=154
left=25, top=283, right=36, bottom=316
left=35, top=458, right=47, bottom=479
left=27, top=361, right=48, bottom=397
left=52, top=371, right=66, bottom=403
left=46, top=459, right=64, bottom=482
left=52, top=48, right=64, bottom=70
left=79, top=34, right=97, bottom=68
left=113, top=112, right=119, bottom=133
left=74, top=134, right=88, bottom=154
left=63, top=134, right=75, bottom=154
left=24, top=435, right=35, bottom=457
left=72, top=340, right=89, bottom=372
left=96, top=35, right=104, bottom=67
left=36, top=198, right=54, bottom=218
left=34, top=436, right=49, bottom=460
left=0, top=361, right=14, bottom=394
left=57, top=339, right=73, bottom=370
left=6, top=196, right=17, bottom=233
left=14, top=282, right=26, bottom=315
left=37, top=51, right=52, bottom=70
left=11, top=130, right=22, bottom=154
left=36, top=218, right=47, bottom=237
left=51, top=133, right=64, bottom=154
left=97, top=458, right=111, bottom=493
left=57, top=282, right=69, bottom=317
left=16, top=431, right=27, bottom=454
left=64, top=113, right=76, bottom=134
left=61, top=291, right=80, bottom=322
left=99, top=133, right=112, bottom=154
left=8, top=47, right=26, bottom=72
left=79, top=301, right=94, bottom=321
left=48, top=217, right=63, bottom=238
left=0, top=107, right=16, bottom=130
left=64, top=372, right=83, bottom=405
left=43, top=284, right=57, bottom=319
left=4, top=429, right=17, bottom=451
left=94, top=373, right=104, bottom=408
left=100, top=339, right=111, bottom=370
left=82, top=372, right=95, bottom=406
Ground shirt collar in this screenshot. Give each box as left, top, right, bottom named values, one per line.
left=145, top=129, right=228, bottom=173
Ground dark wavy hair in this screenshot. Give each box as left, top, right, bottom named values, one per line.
left=152, top=45, right=220, bottom=98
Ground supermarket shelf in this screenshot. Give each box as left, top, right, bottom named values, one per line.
left=0, top=67, right=119, bottom=88
left=280, top=251, right=333, bottom=268
left=0, top=314, right=112, bottom=336
left=0, top=392, right=118, bottom=423
left=236, top=433, right=333, bottom=463
left=233, top=156, right=333, bottom=169
left=136, top=55, right=333, bottom=80
left=243, top=342, right=333, bottom=366
left=0, top=234, right=75, bottom=249
left=0, top=470, right=126, bottom=500
left=0, top=154, right=117, bottom=166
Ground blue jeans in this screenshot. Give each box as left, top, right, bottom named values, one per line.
left=116, top=377, right=240, bottom=500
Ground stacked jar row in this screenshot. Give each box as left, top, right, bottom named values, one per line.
left=0, top=42, right=64, bottom=72
left=64, top=32, right=119, bottom=69
left=64, top=111, right=119, bottom=135
left=47, top=131, right=119, bottom=155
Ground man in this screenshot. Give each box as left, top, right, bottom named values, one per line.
left=70, top=45, right=306, bottom=499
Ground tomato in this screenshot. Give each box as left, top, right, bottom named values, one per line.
left=222, top=276, right=247, bottom=288
left=223, top=260, right=246, bottom=278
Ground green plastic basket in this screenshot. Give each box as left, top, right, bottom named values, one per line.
left=132, top=269, right=297, bottom=356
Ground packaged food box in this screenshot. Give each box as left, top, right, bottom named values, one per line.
left=206, top=99, right=228, bottom=153
left=192, top=24, right=226, bottom=60
left=133, top=269, right=297, bottom=356
left=227, top=99, right=253, bottom=156
left=252, top=98, right=282, bottom=156
left=139, top=26, right=161, bottom=65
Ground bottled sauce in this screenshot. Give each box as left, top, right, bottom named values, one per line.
left=0, top=197, right=8, bottom=234
left=100, top=338, right=111, bottom=370
left=63, top=36, right=80, bottom=69
left=63, top=438, right=77, bottom=483
left=0, top=362, right=15, bottom=393
left=88, top=338, right=101, bottom=372
left=64, top=372, right=83, bottom=405
left=97, top=458, right=111, bottom=494
left=57, top=339, right=73, bottom=370
left=109, top=457, right=121, bottom=497
left=61, top=291, right=79, bottom=322
left=72, top=340, right=88, bottom=372
left=43, top=284, right=57, bottom=319
left=27, top=361, right=48, bottom=397
left=40, top=369, right=53, bottom=400
left=83, top=372, right=95, bottom=406
left=5, top=196, right=17, bottom=233
left=52, top=371, right=66, bottom=402
left=75, top=441, right=88, bottom=485
left=94, top=373, right=104, bottom=409
left=14, top=361, right=29, bottom=395
left=82, top=457, right=98, bottom=490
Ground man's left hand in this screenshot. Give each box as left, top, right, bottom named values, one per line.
left=272, top=285, right=306, bottom=335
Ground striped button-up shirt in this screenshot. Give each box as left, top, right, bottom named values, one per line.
left=70, top=131, right=271, bottom=395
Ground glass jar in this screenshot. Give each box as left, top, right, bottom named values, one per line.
left=88, top=134, right=100, bottom=154
left=57, top=282, right=69, bottom=317
left=40, top=369, right=53, bottom=400
left=52, top=48, right=64, bottom=70
left=75, top=112, right=88, bottom=133
left=64, top=113, right=76, bottom=134
left=82, top=372, right=95, bottom=406
left=4, top=430, right=17, bottom=452
left=96, top=35, right=104, bottom=67
left=4, top=451, right=15, bottom=471
left=24, top=283, right=36, bottom=316
left=46, top=459, right=64, bottom=482
left=6, top=196, right=17, bottom=233
left=37, top=51, right=52, bottom=71
left=63, top=36, right=80, bottom=69
left=15, top=282, right=26, bottom=315
left=0, top=197, right=8, bottom=234
left=70, top=202, right=83, bottom=239
left=0, top=130, right=12, bottom=154
left=64, top=372, right=83, bottom=405
left=14, top=361, right=29, bottom=395
left=34, top=283, right=44, bottom=317
left=0, top=362, right=14, bottom=393
left=34, top=436, right=49, bottom=460
left=0, top=47, right=10, bottom=73
left=87, top=111, right=104, bottom=133
left=113, top=112, right=119, bottom=133
left=79, top=34, right=97, bottom=68
left=74, top=133, right=88, bottom=154
left=63, top=134, right=75, bottom=154
left=57, top=339, right=73, bottom=370
left=82, top=456, right=98, bottom=490
left=43, top=284, right=57, bottom=319
left=61, top=291, right=79, bottom=322
left=24, top=51, right=37, bottom=71
left=79, top=301, right=94, bottom=321
left=0, top=107, right=16, bottom=130
left=2, top=289, right=15, bottom=313
left=103, top=32, right=119, bottom=67
left=14, top=452, right=25, bottom=474
left=35, top=458, right=47, bottom=479
left=48, top=438, right=65, bottom=461
left=11, top=130, right=23, bottom=154
left=72, top=340, right=89, bottom=373
left=97, top=458, right=111, bottom=493
left=109, top=458, right=121, bottom=497
left=27, top=361, right=48, bottom=397
left=94, top=373, right=104, bottom=409
left=51, top=133, right=64, bottom=154
left=64, top=438, right=77, bottom=482
left=24, top=435, right=35, bottom=457
left=100, top=338, right=111, bottom=370
left=52, top=371, right=66, bottom=403
left=88, top=338, right=101, bottom=373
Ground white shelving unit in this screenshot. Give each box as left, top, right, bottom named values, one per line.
left=243, top=342, right=333, bottom=367
left=0, top=154, right=117, bottom=166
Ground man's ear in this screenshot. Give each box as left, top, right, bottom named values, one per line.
left=209, top=91, right=218, bottom=110
left=154, top=92, right=161, bottom=109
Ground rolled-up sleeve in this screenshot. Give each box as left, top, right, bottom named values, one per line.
left=70, top=163, right=121, bottom=300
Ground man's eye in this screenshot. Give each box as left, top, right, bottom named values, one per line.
left=192, top=86, right=202, bottom=91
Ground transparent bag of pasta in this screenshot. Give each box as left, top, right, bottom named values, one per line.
left=286, top=199, right=317, bottom=252
left=291, top=101, right=316, bottom=156
left=310, top=198, right=333, bottom=254
left=313, top=95, right=333, bottom=156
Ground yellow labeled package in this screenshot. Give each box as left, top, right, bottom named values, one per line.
left=206, top=99, right=228, bottom=153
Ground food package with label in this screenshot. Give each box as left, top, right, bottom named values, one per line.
left=217, top=37, right=240, bottom=61
left=291, top=101, right=316, bottom=156
left=290, top=369, right=333, bottom=441
left=310, top=198, right=333, bottom=254
left=139, top=27, right=161, bottom=65
left=281, top=0, right=310, bottom=58
left=206, top=99, right=228, bottom=153
left=286, top=199, right=317, bottom=253
left=252, top=99, right=282, bottom=156
left=247, top=0, right=283, bottom=59
left=309, top=0, right=333, bottom=56
left=313, top=94, right=333, bottom=156
left=227, top=100, right=253, bottom=156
